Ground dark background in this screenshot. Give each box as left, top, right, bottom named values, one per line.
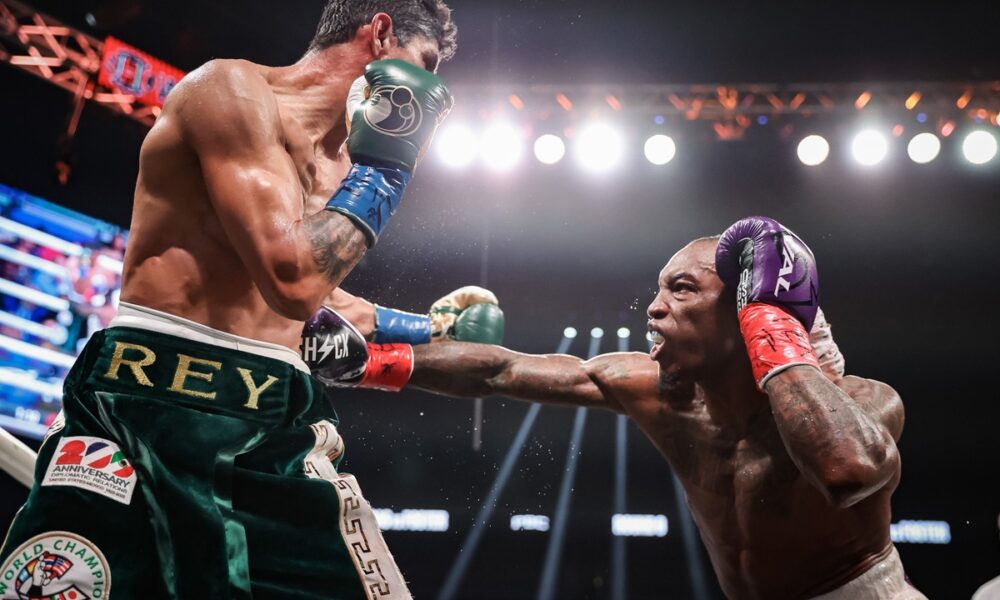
left=2, top=1, right=1000, bottom=598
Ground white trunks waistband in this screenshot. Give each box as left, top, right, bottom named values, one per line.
left=110, top=302, right=309, bottom=373
left=811, top=545, right=927, bottom=600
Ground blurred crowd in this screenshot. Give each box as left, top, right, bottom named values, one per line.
left=0, top=225, right=126, bottom=426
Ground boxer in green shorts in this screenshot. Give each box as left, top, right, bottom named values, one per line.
left=0, top=1, right=482, bottom=597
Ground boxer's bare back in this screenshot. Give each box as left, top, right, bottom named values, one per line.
left=122, top=33, right=441, bottom=350
left=122, top=58, right=363, bottom=350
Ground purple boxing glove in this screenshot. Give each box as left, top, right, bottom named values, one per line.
left=301, top=306, right=369, bottom=386
left=715, top=216, right=819, bottom=330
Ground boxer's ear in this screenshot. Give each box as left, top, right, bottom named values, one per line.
left=369, top=12, right=396, bottom=58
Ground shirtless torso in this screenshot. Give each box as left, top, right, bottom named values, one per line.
left=121, top=59, right=358, bottom=350
left=121, top=24, right=445, bottom=349
left=619, top=360, right=899, bottom=598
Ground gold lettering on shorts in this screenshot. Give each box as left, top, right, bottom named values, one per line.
left=103, top=342, right=156, bottom=387
left=168, top=354, right=222, bottom=399
left=237, top=368, right=279, bottom=410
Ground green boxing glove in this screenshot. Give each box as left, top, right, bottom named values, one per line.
left=429, top=286, right=505, bottom=345
left=327, top=60, right=453, bottom=245
left=347, top=59, right=454, bottom=172
left=453, top=303, right=505, bottom=345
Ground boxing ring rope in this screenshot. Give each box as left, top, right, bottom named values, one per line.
left=0, top=425, right=36, bottom=488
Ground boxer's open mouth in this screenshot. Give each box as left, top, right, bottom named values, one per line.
left=647, top=326, right=666, bottom=359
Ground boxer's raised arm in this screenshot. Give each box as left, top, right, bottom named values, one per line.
left=410, top=343, right=658, bottom=413
left=764, top=367, right=901, bottom=508
left=174, top=61, right=367, bottom=320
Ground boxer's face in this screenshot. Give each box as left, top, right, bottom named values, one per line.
left=647, top=239, right=740, bottom=379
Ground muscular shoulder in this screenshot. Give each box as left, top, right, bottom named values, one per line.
left=838, top=375, right=905, bottom=441
left=168, top=59, right=281, bottom=147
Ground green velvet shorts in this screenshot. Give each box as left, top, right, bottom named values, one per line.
left=0, top=326, right=410, bottom=600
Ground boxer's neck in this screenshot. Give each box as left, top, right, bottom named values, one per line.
left=269, top=45, right=368, bottom=148
left=696, top=358, right=770, bottom=431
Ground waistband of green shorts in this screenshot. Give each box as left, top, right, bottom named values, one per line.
left=75, top=326, right=311, bottom=422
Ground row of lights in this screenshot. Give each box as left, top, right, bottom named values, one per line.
left=797, top=130, right=998, bottom=166
left=435, top=123, right=999, bottom=172
left=562, top=327, right=638, bottom=339
left=437, top=124, right=676, bottom=172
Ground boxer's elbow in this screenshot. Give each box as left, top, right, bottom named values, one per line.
left=262, top=285, right=321, bottom=321
left=816, top=441, right=900, bottom=508
left=259, top=262, right=327, bottom=321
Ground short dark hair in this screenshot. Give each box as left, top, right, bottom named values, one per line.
left=309, top=0, right=457, bottom=61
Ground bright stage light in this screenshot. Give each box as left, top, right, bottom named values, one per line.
left=563, top=327, right=578, bottom=339
left=907, top=133, right=941, bottom=164
left=575, top=124, right=624, bottom=173
left=480, top=123, right=523, bottom=171
left=436, top=125, right=478, bottom=168
left=534, top=134, right=566, bottom=165
left=643, top=135, right=676, bottom=165
left=796, top=135, right=830, bottom=166
left=591, top=327, right=604, bottom=339
left=962, top=130, right=998, bottom=165
left=851, top=130, right=889, bottom=166
left=617, top=327, right=630, bottom=339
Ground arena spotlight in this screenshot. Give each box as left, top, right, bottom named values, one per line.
left=575, top=123, right=624, bottom=173
left=643, top=135, right=676, bottom=165
left=907, top=133, right=941, bottom=164
left=437, top=125, right=478, bottom=168
left=851, top=130, right=889, bottom=166
left=534, top=134, right=566, bottom=165
left=591, top=327, right=605, bottom=339
left=962, top=130, right=998, bottom=165
left=480, top=123, right=523, bottom=171
left=796, top=135, right=830, bottom=166
left=617, top=327, right=630, bottom=339
left=564, top=327, right=578, bottom=339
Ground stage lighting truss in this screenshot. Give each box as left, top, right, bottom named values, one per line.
left=2, top=0, right=998, bottom=167
left=0, top=0, right=162, bottom=127
left=456, top=82, right=1000, bottom=142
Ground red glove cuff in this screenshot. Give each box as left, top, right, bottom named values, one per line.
left=359, top=343, right=414, bottom=392
left=739, top=303, right=821, bottom=391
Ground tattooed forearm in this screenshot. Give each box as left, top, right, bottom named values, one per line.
left=765, top=367, right=899, bottom=506
left=410, top=343, right=509, bottom=398
left=410, top=343, right=620, bottom=409
left=305, top=211, right=367, bottom=285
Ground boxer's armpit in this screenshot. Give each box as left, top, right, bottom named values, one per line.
left=305, top=211, right=368, bottom=285
left=764, top=367, right=901, bottom=507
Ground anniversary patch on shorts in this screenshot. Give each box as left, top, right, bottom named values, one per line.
left=41, top=436, right=137, bottom=505
left=0, top=531, right=110, bottom=599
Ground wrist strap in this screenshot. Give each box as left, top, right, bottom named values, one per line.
left=739, top=303, right=821, bottom=391
left=359, top=343, right=413, bottom=392
left=325, top=165, right=411, bottom=247
left=373, top=305, right=432, bottom=345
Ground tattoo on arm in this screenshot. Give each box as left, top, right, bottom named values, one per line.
left=411, top=344, right=642, bottom=411
left=306, top=211, right=367, bottom=285
left=765, top=368, right=899, bottom=503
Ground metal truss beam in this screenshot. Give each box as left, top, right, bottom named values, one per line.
left=0, top=0, right=160, bottom=127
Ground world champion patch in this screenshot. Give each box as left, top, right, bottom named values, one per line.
left=42, top=436, right=137, bottom=505
left=0, top=531, right=110, bottom=599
